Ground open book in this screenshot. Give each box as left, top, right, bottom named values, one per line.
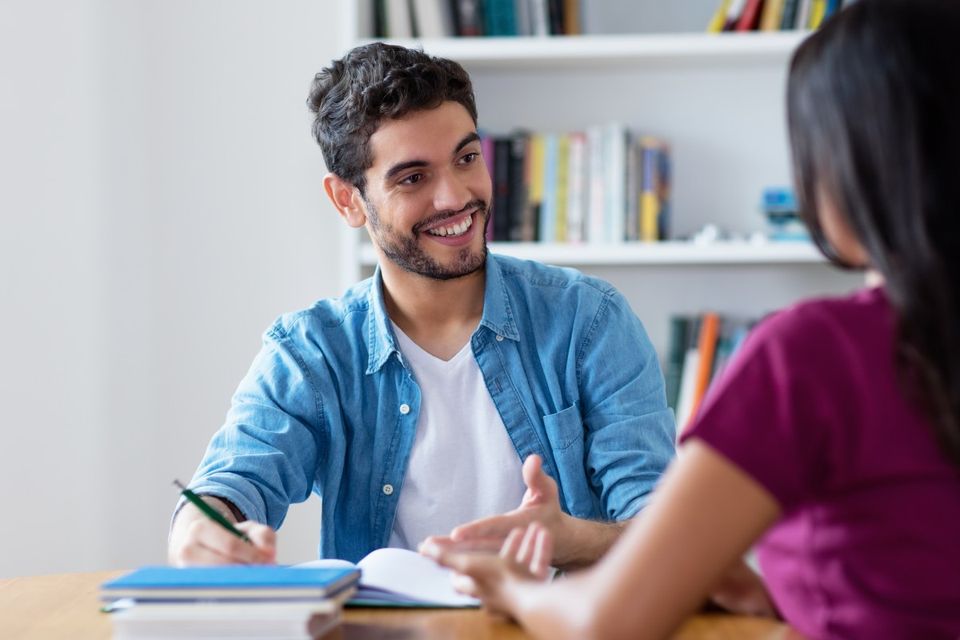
left=300, top=548, right=480, bottom=608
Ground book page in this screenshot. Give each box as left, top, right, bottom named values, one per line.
left=357, top=548, right=479, bottom=607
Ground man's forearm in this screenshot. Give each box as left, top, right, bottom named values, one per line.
left=556, top=514, right=630, bottom=570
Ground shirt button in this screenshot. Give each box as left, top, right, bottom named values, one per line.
left=382, top=484, right=394, bottom=495
left=399, top=403, right=410, bottom=415
left=495, top=335, right=504, bottom=342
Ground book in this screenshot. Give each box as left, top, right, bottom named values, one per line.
left=780, top=0, right=800, bottom=29
left=485, top=0, right=518, bottom=36
left=100, top=565, right=359, bottom=602
left=493, top=137, right=512, bottom=241
left=507, top=132, right=530, bottom=242
left=722, top=0, right=748, bottom=31
left=664, top=316, right=691, bottom=413
left=707, top=0, right=733, bottom=32
left=453, top=0, right=484, bottom=36
left=689, top=311, right=721, bottom=426
left=759, top=0, right=785, bottom=30
left=735, top=0, right=765, bottom=30
left=795, top=0, right=812, bottom=29
left=565, top=131, right=587, bottom=243
left=385, top=0, right=414, bottom=38
left=639, top=140, right=660, bottom=243
left=109, top=599, right=345, bottom=640
left=480, top=134, right=496, bottom=242
left=302, top=547, right=480, bottom=608
left=411, top=0, right=454, bottom=37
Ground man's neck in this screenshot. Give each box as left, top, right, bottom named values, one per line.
left=381, top=264, right=486, bottom=361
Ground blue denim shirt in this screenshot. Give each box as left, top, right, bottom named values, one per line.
left=187, top=253, right=676, bottom=562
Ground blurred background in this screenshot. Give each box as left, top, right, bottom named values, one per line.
left=1, top=1, right=345, bottom=577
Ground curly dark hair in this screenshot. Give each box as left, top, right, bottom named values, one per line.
left=307, top=43, right=478, bottom=194
left=788, top=0, right=960, bottom=466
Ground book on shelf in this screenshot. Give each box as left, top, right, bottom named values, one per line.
left=479, top=125, right=671, bottom=244
left=301, top=547, right=481, bottom=608
left=410, top=0, right=455, bottom=37
left=705, top=0, right=847, bottom=32
left=484, top=0, right=518, bottom=36
left=759, top=0, right=786, bottom=30
left=385, top=0, right=579, bottom=37
left=481, top=134, right=496, bottom=242
left=669, top=312, right=759, bottom=434
left=384, top=0, right=414, bottom=38
left=735, top=0, right=765, bottom=31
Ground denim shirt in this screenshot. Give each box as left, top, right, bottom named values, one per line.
left=187, top=253, right=676, bottom=563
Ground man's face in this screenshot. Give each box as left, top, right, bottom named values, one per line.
left=360, top=101, right=491, bottom=281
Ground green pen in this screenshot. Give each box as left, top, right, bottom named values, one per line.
left=173, top=479, right=252, bottom=544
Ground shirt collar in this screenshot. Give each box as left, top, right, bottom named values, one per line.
left=365, top=253, right=519, bottom=374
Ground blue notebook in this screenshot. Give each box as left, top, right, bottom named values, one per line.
left=101, top=566, right=360, bottom=602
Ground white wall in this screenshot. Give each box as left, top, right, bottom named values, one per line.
left=0, top=0, right=345, bottom=577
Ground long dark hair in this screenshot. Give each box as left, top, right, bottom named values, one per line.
left=787, top=0, right=960, bottom=466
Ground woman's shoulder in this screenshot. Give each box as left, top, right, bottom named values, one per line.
left=751, top=286, right=891, bottom=353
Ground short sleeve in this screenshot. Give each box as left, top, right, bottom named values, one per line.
left=679, top=306, right=848, bottom=510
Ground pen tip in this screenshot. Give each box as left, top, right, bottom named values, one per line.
left=172, top=479, right=185, bottom=490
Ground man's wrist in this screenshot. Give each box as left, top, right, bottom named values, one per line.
left=553, top=514, right=626, bottom=570
left=173, top=494, right=246, bottom=527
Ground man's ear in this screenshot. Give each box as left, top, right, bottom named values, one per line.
left=323, top=173, right=367, bottom=228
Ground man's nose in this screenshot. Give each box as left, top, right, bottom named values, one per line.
left=432, top=170, right=472, bottom=213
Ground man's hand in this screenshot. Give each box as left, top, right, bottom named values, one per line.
left=424, top=522, right=553, bottom=618
left=421, top=454, right=627, bottom=570
left=168, top=497, right=277, bottom=566
left=708, top=558, right=779, bottom=618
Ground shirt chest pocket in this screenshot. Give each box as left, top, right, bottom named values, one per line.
left=542, top=404, right=596, bottom=519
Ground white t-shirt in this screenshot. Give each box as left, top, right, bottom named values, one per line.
left=388, top=323, right=526, bottom=550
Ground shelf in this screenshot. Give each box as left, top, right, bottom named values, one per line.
left=356, top=31, right=810, bottom=68
left=358, top=240, right=825, bottom=267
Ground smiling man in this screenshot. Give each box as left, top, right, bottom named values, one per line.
left=168, top=43, right=675, bottom=569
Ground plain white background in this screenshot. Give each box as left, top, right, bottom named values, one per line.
left=1, top=0, right=345, bottom=577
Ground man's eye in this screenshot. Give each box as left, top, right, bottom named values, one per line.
left=459, top=152, right=479, bottom=165
left=399, top=173, right=423, bottom=185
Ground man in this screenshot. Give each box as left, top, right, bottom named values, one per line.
left=168, top=43, right=675, bottom=570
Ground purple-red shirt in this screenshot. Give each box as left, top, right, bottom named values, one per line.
left=682, top=287, right=960, bottom=639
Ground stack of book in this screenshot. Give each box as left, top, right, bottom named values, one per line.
left=707, top=0, right=851, bottom=32
left=375, top=0, right=586, bottom=39
left=482, top=127, right=671, bottom=244
left=100, top=565, right=359, bottom=639
left=665, top=312, right=760, bottom=435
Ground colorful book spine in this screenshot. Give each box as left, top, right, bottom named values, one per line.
left=759, top=0, right=785, bottom=30
left=481, top=134, right=496, bottom=242
left=539, top=133, right=559, bottom=243
left=554, top=134, right=570, bottom=242
left=639, top=142, right=659, bottom=243
left=707, top=0, right=733, bottom=32
left=689, top=312, right=721, bottom=427
left=566, top=132, right=587, bottom=244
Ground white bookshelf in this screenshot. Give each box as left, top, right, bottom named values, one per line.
left=340, top=1, right=863, bottom=359
left=354, top=31, right=809, bottom=67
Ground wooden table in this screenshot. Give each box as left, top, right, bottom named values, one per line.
left=0, top=571, right=803, bottom=639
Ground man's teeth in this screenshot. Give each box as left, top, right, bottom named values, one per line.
left=427, top=214, right=473, bottom=237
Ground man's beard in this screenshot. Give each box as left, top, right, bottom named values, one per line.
left=365, top=198, right=489, bottom=281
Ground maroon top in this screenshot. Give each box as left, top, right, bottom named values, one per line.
left=682, top=287, right=960, bottom=639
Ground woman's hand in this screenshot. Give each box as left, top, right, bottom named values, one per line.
left=423, top=521, right=553, bottom=617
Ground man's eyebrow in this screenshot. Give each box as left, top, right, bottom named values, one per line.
left=454, top=132, right=481, bottom=153
left=384, top=159, right=427, bottom=182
